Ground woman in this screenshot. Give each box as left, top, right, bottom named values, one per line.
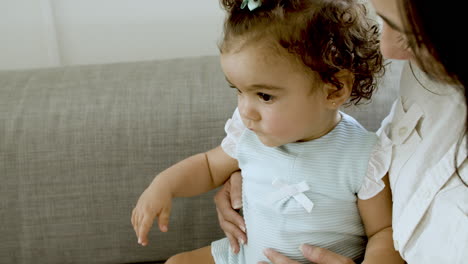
left=214, top=0, right=467, bottom=263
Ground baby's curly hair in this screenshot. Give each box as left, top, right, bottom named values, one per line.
left=219, top=0, right=385, bottom=105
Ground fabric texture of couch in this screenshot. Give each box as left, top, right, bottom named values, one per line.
left=0, top=55, right=402, bottom=263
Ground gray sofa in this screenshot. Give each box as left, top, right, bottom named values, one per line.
left=0, top=55, right=402, bottom=264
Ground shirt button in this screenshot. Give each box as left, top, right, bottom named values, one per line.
left=398, top=127, right=408, bottom=137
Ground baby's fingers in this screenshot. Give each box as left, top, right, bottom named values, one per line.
left=137, top=215, right=154, bottom=246
left=157, top=206, right=171, bottom=233
left=131, top=208, right=139, bottom=238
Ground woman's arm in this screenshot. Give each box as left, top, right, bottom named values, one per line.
left=358, top=174, right=405, bottom=264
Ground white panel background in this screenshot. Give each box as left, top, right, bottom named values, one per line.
left=0, top=0, right=224, bottom=70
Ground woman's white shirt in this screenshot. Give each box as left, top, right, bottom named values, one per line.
left=377, top=62, right=467, bottom=263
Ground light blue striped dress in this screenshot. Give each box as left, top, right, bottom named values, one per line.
left=212, top=111, right=381, bottom=264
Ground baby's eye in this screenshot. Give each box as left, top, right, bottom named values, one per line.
left=257, top=92, right=273, bottom=102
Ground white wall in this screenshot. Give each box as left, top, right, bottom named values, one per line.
left=0, top=0, right=224, bottom=70
left=0, top=0, right=60, bottom=70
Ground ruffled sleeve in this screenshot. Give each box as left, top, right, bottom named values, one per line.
left=357, top=130, right=393, bottom=200
left=221, top=108, right=247, bottom=159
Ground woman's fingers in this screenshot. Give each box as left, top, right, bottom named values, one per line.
left=216, top=206, right=247, bottom=248
left=300, top=245, right=355, bottom=264
left=260, top=245, right=355, bottom=264
left=229, top=171, right=243, bottom=209
left=216, top=207, right=239, bottom=253
left=214, top=174, right=248, bottom=254
left=214, top=178, right=247, bottom=236
left=262, top=248, right=299, bottom=264
left=226, top=231, right=240, bottom=254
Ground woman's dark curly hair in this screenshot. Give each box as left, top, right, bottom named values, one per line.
left=219, top=0, right=385, bottom=105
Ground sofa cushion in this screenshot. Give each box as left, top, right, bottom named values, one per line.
left=0, top=56, right=235, bottom=263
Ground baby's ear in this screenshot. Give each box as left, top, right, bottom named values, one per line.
left=324, top=70, right=353, bottom=109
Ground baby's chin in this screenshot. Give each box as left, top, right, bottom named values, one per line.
left=256, top=135, right=285, bottom=148
left=257, top=133, right=312, bottom=147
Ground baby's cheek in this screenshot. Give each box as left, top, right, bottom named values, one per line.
left=266, top=119, right=297, bottom=140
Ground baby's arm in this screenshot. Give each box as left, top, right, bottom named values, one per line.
left=357, top=174, right=405, bottom=264
left=151, top=146, right=238, bottom=197
left=131, top=146, right=239, bottom=246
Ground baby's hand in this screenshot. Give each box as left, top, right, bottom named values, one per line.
left=131, top=185, right=172, bottom=246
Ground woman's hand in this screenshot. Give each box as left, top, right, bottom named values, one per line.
left=214, top=170, right=246, bottom=254
left=258, top=245, right=356, bottom=264
left=131, top=184, right=172, bottom=246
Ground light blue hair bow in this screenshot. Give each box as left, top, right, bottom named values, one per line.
left=241, top=0, right=262, bottom=11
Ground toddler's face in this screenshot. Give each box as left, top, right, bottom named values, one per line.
left=220, top=43, right=337, bottom=147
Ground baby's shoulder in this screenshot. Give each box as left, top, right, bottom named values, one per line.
left=339, top=112, right=377, bottom=139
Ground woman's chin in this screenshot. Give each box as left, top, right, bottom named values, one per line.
left=383, top=50, right=412, bottom=61
left=381, top=45, right=413, bottom=61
